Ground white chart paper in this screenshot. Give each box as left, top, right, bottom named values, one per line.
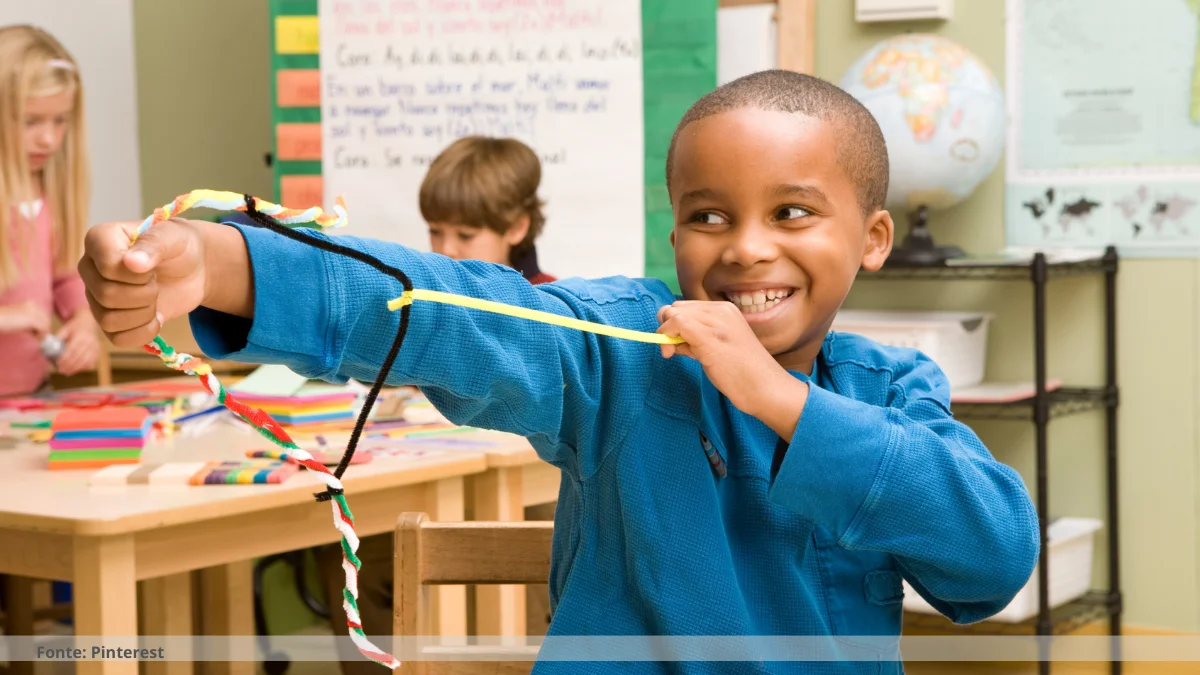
left=319, top=0, right=645, bottom=279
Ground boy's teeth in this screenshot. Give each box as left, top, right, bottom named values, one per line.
left=724, top=289, right=791, bottom=314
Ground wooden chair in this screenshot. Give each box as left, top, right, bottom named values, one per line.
left=395, top=513, right=554, bottom=675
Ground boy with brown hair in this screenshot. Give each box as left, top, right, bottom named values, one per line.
left=420, top=135, right=556, bottom=284
left=80, top=70, right=1037, bottom=673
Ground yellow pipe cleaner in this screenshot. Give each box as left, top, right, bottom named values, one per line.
left=388, top=289, right=683, bottom=344
left=136, top=189, right=682, bottom=345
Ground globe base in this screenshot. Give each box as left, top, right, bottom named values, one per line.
left=883, top=205, right=965, bottom=267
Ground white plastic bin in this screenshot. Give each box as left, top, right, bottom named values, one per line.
left=831, top=310, right=994, bottom=389
left=902, top=517, right=1103, bottom=623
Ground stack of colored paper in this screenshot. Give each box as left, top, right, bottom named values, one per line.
left=234, top=384, right=357, bottom=428
left=48, top=407, right=150, bottom=470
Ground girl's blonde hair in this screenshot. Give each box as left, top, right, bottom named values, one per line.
left=0, top=25, right=89, bottom=289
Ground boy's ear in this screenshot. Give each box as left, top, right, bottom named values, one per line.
left=505, top=214, right=531, bottom=246
left=860, top=209, right=894, bottom=272
left=669, top=229, right=676, bottom=248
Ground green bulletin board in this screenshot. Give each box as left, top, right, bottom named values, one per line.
left=267, top=0, right=716, bottom=292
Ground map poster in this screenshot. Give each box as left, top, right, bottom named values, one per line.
left=1005, top=0, right=1200, bottom=257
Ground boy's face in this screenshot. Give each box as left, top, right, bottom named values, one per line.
left=428, top=220, right=527, bottom=267
left=669, top=108, right=893, bottom=371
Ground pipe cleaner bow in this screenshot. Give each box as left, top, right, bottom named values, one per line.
left=132, top=189, right=681, bottom=669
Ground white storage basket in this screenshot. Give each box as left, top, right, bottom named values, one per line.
left=902, top=517, right=1103, bottom=623
left=831, top=310, right=994, bottom=389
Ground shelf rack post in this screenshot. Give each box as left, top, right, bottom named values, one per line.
left=1104, top=246, right=1121, bottom=673
left=1031, top=253, right=1052, bottom=675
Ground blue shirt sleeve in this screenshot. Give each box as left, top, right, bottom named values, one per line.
left=766, top=352, right=1040, bottom=624
left=188, top=223, right=672, bottom=479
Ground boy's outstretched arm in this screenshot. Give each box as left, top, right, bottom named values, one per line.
left=80, top=218, right=665, bottom=476
left=767, top=351, right=1040, bottom=624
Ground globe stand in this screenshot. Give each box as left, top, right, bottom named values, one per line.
left=884, top=205, right=964, bottom=267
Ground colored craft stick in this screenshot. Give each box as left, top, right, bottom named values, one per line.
left=11, top=420, right=51, bottom=429
left=174, top=405, right=225, bottom=424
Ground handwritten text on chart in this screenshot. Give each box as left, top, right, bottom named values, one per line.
left=329, top=0, right=603, bottom=38
left=318, top=0, right=646, bottom=281
left=323, top=40, right=635, bottom=170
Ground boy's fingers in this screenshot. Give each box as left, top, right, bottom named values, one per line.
left=84, top=222, right=150, bottom=284
left=124, top=221, right=189, bottom=274
left=88, top=297, right=157, bottom=335
left=104, top=315, right=163, bottom=349
left=672, top=343, right=696, bottom=360
left=79, top=269, right=159, bottom=310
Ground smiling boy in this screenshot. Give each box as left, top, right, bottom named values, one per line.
left=79, top=70, right=1037, bottom=673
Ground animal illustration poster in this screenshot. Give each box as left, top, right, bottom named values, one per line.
left=1005, top=0, right=1200, bottom=256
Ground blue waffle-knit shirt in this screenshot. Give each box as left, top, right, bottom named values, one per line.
left=190, top=225, right=1040, bottom=674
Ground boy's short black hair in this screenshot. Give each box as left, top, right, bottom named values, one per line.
left=666, top=69, right=890, bottom=216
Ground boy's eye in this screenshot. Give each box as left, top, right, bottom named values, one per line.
left=458, top=232, right=476, bottom=242
left=690, top=211, right=728, bottom=226
left=775, top=206, right=812, bottom=221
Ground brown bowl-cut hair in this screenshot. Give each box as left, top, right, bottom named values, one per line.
left=419, top=136, right=546, bottom=262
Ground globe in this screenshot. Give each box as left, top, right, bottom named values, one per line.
left=840, top=34, right=1005, bottom=263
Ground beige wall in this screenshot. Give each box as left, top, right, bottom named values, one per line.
left=816, top=1, right=1199, bottom=631
left=133, top=0, right=273, bottom=214
left=131, top=0, right=1200, bottom=632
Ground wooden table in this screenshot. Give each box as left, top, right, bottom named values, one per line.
left=0, top=420, right=489, bottom=675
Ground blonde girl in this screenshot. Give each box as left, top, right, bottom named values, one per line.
left=0, top=25, right=98, bottom=395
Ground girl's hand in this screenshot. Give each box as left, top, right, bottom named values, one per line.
left=54, top=310, right=101, bottom=375
left=0, top=301, right=52, bottom=337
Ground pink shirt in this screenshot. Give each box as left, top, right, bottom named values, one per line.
left=0, top=202, right=87, bottom=396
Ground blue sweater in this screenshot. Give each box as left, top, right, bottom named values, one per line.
left=191, top=226, right=1040, bottom=674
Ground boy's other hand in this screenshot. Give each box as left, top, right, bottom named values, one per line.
left=657, top=300, right=808, bottom=439
left=78, top=218, right=209, bottom=348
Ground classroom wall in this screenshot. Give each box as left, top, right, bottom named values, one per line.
left=132, top=0, right=274, bottom=214
left=818, top=0, right=1200, bottom=632
left=126, top=0, right=1199, bottom=633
